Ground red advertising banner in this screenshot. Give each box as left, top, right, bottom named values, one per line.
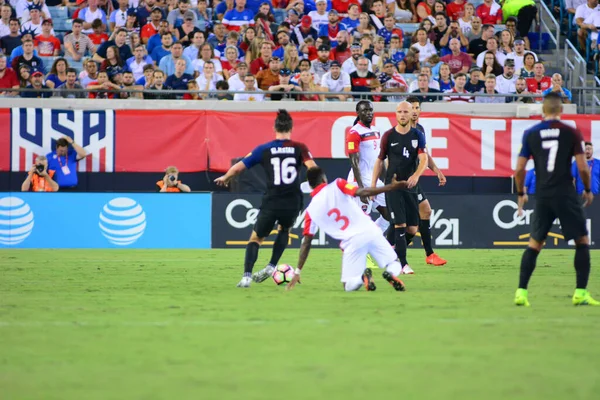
left=6, top=109, right=600, bottom=175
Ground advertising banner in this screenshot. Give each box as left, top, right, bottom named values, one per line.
left=211, top=193, right=598, bottom=249
left=6, top=108, right=600, bottom=175
left=0, top=193, right=211, bottom=248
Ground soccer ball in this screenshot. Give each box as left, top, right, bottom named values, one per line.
left=272, top=264, right=295, bottom=285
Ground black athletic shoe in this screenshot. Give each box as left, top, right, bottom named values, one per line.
left=362, top=268, right=376, bottom=291
left=382, top=271, right=406, bottom=291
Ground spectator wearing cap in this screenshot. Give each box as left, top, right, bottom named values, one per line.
left=137, top=0, right=164, bottom=27
left=291, top=15, right=319, bottom=46
left=20, top=4, right=52, bottom=37
left=378, top=59, right=408, bottom=103
left=223, top=0, right=255, bottom=32
left=475, top=37, right=506, bottom=68
left=269, top=68, right=301, bottom=100
left=476, top=0, right=503, bottom=25
left=411, top=73, right=442, bottom=102
left=273, top=30, right=293, bottom=59
left=165, top=58, right=194, bottom=98
left=320, top=60, right=351, bottom=100
left=168, top=0, right=198, bottom=30
left=444, top=72, right=473, bottom=102
left=506, top=37, right=537, bottom=72
left=349, top=56, right=378, bottom=99
left=159, top=40, right=194, bottom=76
left=80, top=0, right=107, bottom=34
left=55, top=68, right=85, bottom=99
left=127, top=44, right=152, bottom=81
left=342, top=42, right=371, bottom=74
left=318, top=10, right=347, bottom=45
left=249, top=40, right=273, bottom=74
left=174, top=10, right=201, bottom=46
left=308, top=0, right=329, bottom=30
left=145, top=69, right=174, bottom=99
left=16, top=0, right=51, bottom=23
left=1, top=18, right=23, bottom=57
left=541, top=73, right=572, bottom=103
left=11, top=39, right=44, bottom=73
left=377, top=13, right=403, bottom=45
left=141, top=7, right=164, bottom=44
left=311, top=44, right=333, bottom=80
left=233, top=74, right=265, bottom=101
left=20, top=69, right=51, bottom=98
left=93, top=28, right=133, bottom=63
left=341, top=3, right=360, bottom=32
left=465, top=66, right=485, bottom=93
left=495, top=58, right=517, bottom=94
left=0, top=55, right=19, bottom=96
left=256, top=56, right=281, bottom=90
left=109, top=0, right=131, bottom=31
left=34, top=19, right=60, bottom=57
left=63, top=19, right=96, bottom=62
left=475, top=74, right=505, bottom=103
left=439, top=38, right=471, bottom=74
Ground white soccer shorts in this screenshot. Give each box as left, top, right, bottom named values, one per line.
left=346, top=178, right=387, bottom=211
left=340, top=232, right=397, bottom=282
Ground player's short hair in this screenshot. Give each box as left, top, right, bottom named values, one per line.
left=355, top=100, right=371, bottom=113
left=165, top=166, right=179, bottom=174
left=56, top=138, right=69, bottom=148
left=542, top=92, right=562, bottom=115
left=307, top=167, right=325, bottom=189
left=274, top=109, right=293, bottom=133
left=406, top=96, right=421, bottom=104
left=584, top=142, right=593, bottom=147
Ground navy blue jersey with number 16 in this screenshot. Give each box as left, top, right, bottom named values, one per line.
left=519, top=120, right=585, bottom=197
left=242, top=139, right=313, bottom=210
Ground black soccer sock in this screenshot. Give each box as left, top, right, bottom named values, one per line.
left=518, top=247, right=540, bottom=289
left=574, top=244, right=591, bottom=289
left=419, top=219, right=434, bottom=256
left=405, top=232, right=415, bottom=246
left=244, top=241, right=260, bottom=277
left=385, top=226, right=395, bottom=246
left=394, top=227, right=408, bottom=266
left=269, top=229, right=289, bottom=266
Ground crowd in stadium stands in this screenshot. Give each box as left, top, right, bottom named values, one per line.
left=0, top=0, right=597, bottom=102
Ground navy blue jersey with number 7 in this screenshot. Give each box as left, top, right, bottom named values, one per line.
left=242, top=139, right=313, bottom=210
left=519, top=120, right=585, bottom=197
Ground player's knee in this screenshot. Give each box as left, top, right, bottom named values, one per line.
left=527, top=238, right=543, bottom=252
left=277, top=225, right=290, bottom=233
left=406, top=226, right=418, bottom=235
left=419, top=204, right=432, bottom=220
left=394, top=223, right=406, bottom=228
left=575, top=236, right=590, bottom=247
left=249, top=232, right=264, bottom=245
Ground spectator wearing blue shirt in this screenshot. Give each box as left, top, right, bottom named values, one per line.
left=572, top=142, right=600, bottom=195
left=524, top=169, right=536, bottom=194
left=150, top=33, right=173, bottom=63
left=215, top=0, right=235, bottom=19
left=223, top=0, right=255, bottom=32
left=8, top=31, right=39, bottom=64
left=165, top=59, right=194, bottom=98
left=158, top=41, right=194, bottom=76
left=207, top=23, right=228, bottom=54
left=318, top=10, right=347, bottom=46
left=376, top=14, right=404, bottom=45
left=341, top=4, right=360, bottom=33
left=273, top=30, right=293, bottom=59
left=136, top=64, right=156, bottom=87
left=46, top=136, right=88, bottom=190
left=92, top=29, right=133, bottom=64
left=541, top=73, right=572, bottom=104
left=146, top=21, right=175, bottom=55
left=137, top=0, right=165, bottom=26
left=167, top=0, right=198, bottom=30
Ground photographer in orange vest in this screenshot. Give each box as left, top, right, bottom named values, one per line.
left=156, top=166, right=191, bottom=192
left=21, top=155, right=59, bottom=192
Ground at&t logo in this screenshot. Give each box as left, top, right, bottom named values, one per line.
left=99, top=197, right=146, bottom=246
left=0, top=197, right=35, bottom=246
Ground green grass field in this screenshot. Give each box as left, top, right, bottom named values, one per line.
left=1, top=249, right=599, bottom=400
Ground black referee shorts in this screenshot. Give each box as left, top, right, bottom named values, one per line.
left=530, top=193, right=588, bottom=242
left=386, top=190, right=420, bottom=227
left=254, top=208, right=299, bottom=238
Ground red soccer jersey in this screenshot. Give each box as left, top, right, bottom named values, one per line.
left=331, top=0, right=361, bottom=14
left=526, top=76, right=552, bottom=94
left=446, top=1, right=465, bottom=21
left=35, top=35, right=61, bottom=56
left=141, top=23, right=159, bottom=41
left=88, top=32, right=109, bottom=45
left=476, top=3, right=503, bottom=25
left=440, top=52, right=472, bottom=74
left=0, top=68, right=19, bottom=90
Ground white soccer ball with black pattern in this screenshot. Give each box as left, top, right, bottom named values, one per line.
left=272, top=264, right=295, bottom=285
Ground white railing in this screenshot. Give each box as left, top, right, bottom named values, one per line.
left=539, top=0, right=561, bottom=67
left=564, top=39, right=588, bottom=109
left=593, top=76, right=600, bottom=114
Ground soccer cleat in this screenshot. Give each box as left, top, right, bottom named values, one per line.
left=401, top=265, right=414, bottom=275
left=382, top=271, right=406, bottom=291
left=426, top=253, right=447, bottom=266
left=362, top=268, right=376, bottom=291
left=514, top=288, right=530, bottom=307
left=366, top=254, right=377, bottom=269
left=572, top=289, right=600, bottom=306
left=252, top=264, right=276, bottom=283
left=236, top=277, right=252, bottom=288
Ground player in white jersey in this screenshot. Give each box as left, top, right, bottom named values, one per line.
left=286, top=167, right=409, bottom=292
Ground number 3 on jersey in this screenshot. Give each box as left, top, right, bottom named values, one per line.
left=271, top=157, right=297, bottom=185
left=327, top=208, right=349, bottom=230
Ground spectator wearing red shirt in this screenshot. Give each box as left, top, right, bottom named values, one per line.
left=525, top=62, right=552, bottom=96
left=88, top=19, right=109, bottom=45
left=141, top=7, right=163, bottom=45
left=446, top=0, right=466, bottom=21
left=34, top=20, right=61, bottom=57
left=250, top=41, right=274, bottom=75
left=440, top=38, right=472, bottom=74
left=332, top=0, right=361, bottom=16
left=476, top=0, right=503, bottom=25
left=332, top=31, right=352, bottom=64
left=87, top=70, right=117, bottom=99
left=0, top=55, right=19, bottom=95
left=444, top=73, right=473, bottom=102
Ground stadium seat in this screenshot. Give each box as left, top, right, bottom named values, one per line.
left=396, top=23, right=418, bottom=34
left=49, top=6, right=69, bottom=20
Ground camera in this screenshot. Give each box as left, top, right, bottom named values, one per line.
left=169, top=175, right=176, bottom=182
left=35, top=164, right=44, bottom=173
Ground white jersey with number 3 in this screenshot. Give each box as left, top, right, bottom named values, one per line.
left=304, top=179, right=382, bottom=246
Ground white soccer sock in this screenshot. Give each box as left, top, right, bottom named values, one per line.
left=375, top=215, right=390, bottom=233
left=344, top=276, right=364, bottom=292
left=385, top=261, right=402, bottom=276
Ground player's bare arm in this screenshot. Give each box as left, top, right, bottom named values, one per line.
left=371, top=158, right=384, bottom=189
left=427, top=151, right=446, bottom=186
left=514, top=156, right=529, bottom=216
left=357, top=174, right=407, bottom=198
left=407, top=152, right=428, bottom=189
left=349, top=152, right=369, bottom=203
left=304, top=159, right=317, bottom=169
left=574, top=153, right=594, bottom=206
left=287, top=235, right=312, bottom=290
left=214, top=160, right=246, bottom=187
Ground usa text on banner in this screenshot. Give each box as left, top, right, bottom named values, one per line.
left=10, top=108, right=115, bottom=172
